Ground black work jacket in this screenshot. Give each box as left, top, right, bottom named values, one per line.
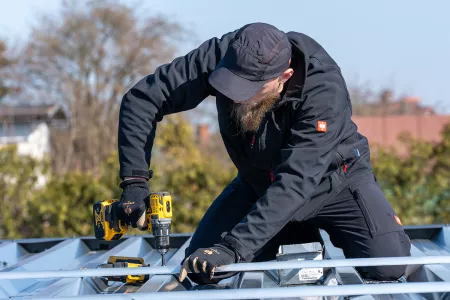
left=118, top=30, right=371, bottom=261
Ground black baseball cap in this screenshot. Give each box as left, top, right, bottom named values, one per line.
left=208, top=23, right=292, bottom=102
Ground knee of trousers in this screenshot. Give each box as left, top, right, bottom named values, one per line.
left=357, top=231, right=411, bottom=281
left=357, top=264, right=407, bottom=281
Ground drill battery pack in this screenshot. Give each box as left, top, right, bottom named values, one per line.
left=93, top=199, right=128, bottom=240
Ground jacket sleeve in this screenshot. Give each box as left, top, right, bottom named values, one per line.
left=223, top=66, right=352, bottom=261
left=118, top=31, right=238, bottom=179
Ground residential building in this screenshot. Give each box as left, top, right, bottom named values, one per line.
left=0, top=103, right=69, bottom=159
left=352, top=89, right=436, bottom=117
left=353, top=115, right=450, bottom=154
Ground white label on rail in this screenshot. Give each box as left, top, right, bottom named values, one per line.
left=299, top=268, right=323, bottom=281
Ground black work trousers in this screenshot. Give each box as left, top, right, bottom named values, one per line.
left=185, top=165, right=411, bottom=284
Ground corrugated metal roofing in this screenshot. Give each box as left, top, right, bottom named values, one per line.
left=0, top=225, right=449, bottom=299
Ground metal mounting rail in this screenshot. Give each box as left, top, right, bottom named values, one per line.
left=1, top=255, right=450, bottom=280
left=25, top=282, right=450, bottom=300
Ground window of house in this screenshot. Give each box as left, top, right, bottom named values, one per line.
left=0, top=123, right=32, bottom=137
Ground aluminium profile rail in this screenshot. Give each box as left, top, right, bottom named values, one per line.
left=1, top=255, right=450, bottom=280
left=25, top=282, right=450, bottom=300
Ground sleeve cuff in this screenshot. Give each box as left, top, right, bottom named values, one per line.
left=221, top=234, right=254, bottom=262
left=120, top=168, right=153, bottom=180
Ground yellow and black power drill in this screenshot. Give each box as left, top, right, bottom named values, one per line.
left=93, top=192, right=173, bottom=265
left=97, top=256, right=149, bottom=285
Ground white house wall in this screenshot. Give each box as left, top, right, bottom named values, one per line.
left=17, top=122, right=51, bottom=160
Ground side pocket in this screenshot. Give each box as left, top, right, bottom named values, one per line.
left=350, top=181, right=403, bottom=238
left=332, top=151, right=344, bottom=169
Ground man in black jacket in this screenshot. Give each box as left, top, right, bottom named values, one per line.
left=116, top=23, right=411, bottom=285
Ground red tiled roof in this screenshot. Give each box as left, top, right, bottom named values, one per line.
left=352, top=115, right=450, bottom=153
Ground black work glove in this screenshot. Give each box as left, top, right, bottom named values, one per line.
left=116, top=178, right=149, bottom=230
left=178, top=244, right=239, bottom=283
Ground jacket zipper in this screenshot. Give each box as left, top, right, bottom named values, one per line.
left=249, top=132, right=275, bottom=183
left=249, top=119, right=275, bottom=183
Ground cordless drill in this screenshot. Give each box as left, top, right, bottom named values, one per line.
left=147, top=192, right=172, bottom=266
left=93, top=191, right=173, bottom=265
left=97, top=256, right=149, bottom=285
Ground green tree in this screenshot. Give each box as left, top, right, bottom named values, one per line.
left=372, top=125, right=450, bottom=224
left=99, top=151, right=122, bottom=198
left=30, top=172, right=111, bottom=237
left=0, top=41, right=9, bottom=100
left=0, top=40, right=18, bottom=101
left=0, top=145, right=113, bottom=238
left=0, top=145, right=49, bottom=238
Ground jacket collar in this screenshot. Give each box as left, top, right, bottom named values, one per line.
left=276, top=32, right=309, bottom=107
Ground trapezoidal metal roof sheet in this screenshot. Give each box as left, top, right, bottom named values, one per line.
left=0, top=225, right=449, bottom=299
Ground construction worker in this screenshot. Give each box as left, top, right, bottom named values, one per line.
left=116, top=22, right=411, bottom=285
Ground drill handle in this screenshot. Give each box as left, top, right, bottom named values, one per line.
left=145, top=207, right=153, bottom=232
left=111, top=201, right=125, bottom=232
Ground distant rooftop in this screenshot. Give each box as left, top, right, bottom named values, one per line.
left=352, top=114, right=450, bottom=154
left=352, top=89, right=437, bottom=117
left=0, top=103, right=68, bottom=123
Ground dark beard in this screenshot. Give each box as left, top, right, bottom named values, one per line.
left=231, top=93, right=280, bottom=136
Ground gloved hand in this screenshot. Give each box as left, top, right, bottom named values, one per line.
left=116, top=178, right=149, bottom=230
left=178, top=244, right=239, bottom=282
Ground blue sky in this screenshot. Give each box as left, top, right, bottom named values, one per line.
left=1, top=0, right=449, bottom=112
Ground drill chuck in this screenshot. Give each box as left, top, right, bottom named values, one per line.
left=151, top=218, right=171, bottom=265
left=156, top=235, right=170, bottom=251
left=152, top=218, right=171, bottom=249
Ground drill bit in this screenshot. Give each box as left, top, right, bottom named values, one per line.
left=161, top=254, right=166, bottom=266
